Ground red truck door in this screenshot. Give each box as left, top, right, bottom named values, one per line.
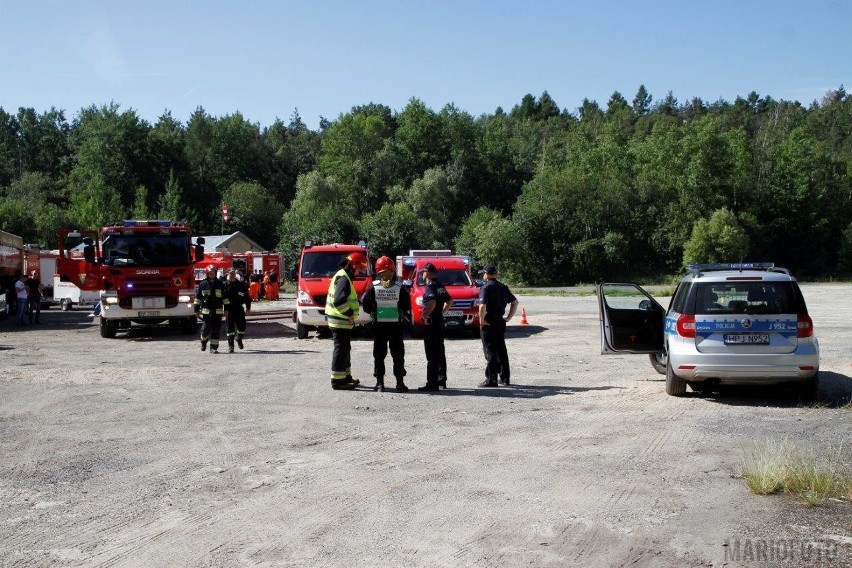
left=56, top=229, right=102, bottom=291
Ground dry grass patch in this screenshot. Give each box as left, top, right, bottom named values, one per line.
left=738, top=440, right=852, bottom=506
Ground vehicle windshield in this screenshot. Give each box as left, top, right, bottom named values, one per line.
left=101, top=234, right=191, bottom=267
left=694, top=281, right=802, bottom=315
left=300, top=251, right=370, bottom=278
left=417, top=269, right=472, bottom=286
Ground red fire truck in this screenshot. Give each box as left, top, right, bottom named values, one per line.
left=396, top=250, right=481, bottom=337
left=58, top=220, right=205, bottom=338
left=294, top=241, right=372, bottom=339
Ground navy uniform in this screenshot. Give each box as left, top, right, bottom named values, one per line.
left=224, top=270, right=251, bottom=353
left=477, top=264, right=518, bottom=386
left=195, top=266, right=229, bottom=353
left=418, top=263, right=452, bottom=392
left=361, top=256, right=409, bottom=393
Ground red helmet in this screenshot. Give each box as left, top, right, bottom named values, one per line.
left=375, top=256, right=394, bottom=273
left=346, top=252, right=368, bottom=270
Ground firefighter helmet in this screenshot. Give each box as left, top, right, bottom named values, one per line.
left=205, top=264, right=217, bottom=273
left=346, top=252, right=368, bottom=270
left=375, top=256, right=394, bottom=273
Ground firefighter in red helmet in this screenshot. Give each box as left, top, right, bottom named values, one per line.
left=194, top=264, right=229, bottom=353
left=324, top=252, right=368, bottom=390
left=361, top=255, right=409, bottom=392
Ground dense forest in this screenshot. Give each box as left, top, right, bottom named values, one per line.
left=1, top=86, right=851, bottom=284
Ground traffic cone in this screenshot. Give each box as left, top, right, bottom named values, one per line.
left=520, top=308, right=529, bottom=325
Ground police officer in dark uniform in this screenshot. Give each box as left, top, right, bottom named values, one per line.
left=224, top=268, right=251, bottom=353
left=417, top=262, right=453, bottom=392
left=477, top=263, right=518, bottom=387
left=194, top=264, right=229, bottom=353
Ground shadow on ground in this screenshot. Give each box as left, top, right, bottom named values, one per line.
left=682, top=371, right=852, bottom=409
left=350, top=383, right=623, bottom=399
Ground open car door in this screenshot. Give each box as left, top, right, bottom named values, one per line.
left=56, top=229, right=102, bottom=292
left=597, top=282, right=666, bottom=355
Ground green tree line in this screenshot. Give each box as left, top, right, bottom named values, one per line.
left=1, top=86, right=851, bottom=284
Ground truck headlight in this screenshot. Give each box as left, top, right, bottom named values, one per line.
left=415, top=297, right=423, bottom=306
left=178, top=295, right=192, bottom=303
left=104, top=296, right=119, bottom=305
left=297, top=290, right=314, bottom=305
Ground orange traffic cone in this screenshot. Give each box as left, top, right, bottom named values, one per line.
left=520, top=308, right=529, bottom=325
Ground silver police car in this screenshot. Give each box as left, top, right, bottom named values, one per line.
left=597, top=263, right=820, bottom=399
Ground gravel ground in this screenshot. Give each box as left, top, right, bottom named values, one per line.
left=1, top=284, right=850, bottom=567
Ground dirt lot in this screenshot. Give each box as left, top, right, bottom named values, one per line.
left=1, top=284, right=850, bottom=567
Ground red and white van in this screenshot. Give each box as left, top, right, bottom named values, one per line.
left=294, top=241, right=372, bottom=339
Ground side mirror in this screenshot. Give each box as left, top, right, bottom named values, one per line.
left=83, top=244, right=96, bottom=264
left=194, top=244, right=205, bottom=262
left=196, top=237, right=206, bottom=245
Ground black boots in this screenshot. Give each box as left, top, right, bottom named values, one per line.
left=374, top=377, right=386, bottom=392
left=228, top=339, right=235, bottom=353
left=395, top=378, right=409, bottom=393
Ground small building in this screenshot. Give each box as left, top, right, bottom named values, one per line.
left=194, top=231, right=264, bottom=253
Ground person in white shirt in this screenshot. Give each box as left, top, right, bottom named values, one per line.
left=14, top=272, right=29, bottom=326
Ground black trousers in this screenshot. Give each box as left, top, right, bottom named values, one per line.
left=331, top=327, right=352, bottom=380
left=423, top=323, right=447, bottom=387
left=227, top=309, right=246, bottom=342
left=200, top=314, right=222, bottom=347
left=481, top=325, right=510, bottom=384
left=373, top=322, right=405, bottom=380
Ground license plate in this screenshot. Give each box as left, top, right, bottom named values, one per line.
left=132, top=297, right=165, bottom=309
left=445, top=310, right=463, bottom=317
left=138, top=311, right=161, bottom=317
left=724, top=333, right=769, bottom=345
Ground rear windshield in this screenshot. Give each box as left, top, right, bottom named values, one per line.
left=693, top=281, right=804, bottom=315
left=300, top=251, right=370, bottom=278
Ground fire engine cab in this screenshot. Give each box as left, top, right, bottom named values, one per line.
left=294, top=241, right=372, bottom=339
left=396, top=250, right=480, bottom=337
left=58, top=220, right=204, bottom=338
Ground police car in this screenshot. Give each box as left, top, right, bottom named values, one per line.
left=597, top=263, right=819, bottom=399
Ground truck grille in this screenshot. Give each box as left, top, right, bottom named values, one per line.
left=451, top=299, right=475, bottom=309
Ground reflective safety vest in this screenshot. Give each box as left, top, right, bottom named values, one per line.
left=195, top=278, right=229, bottom=315
left=372, top=279, right=402, bottom=323
left=325, top=269, right=358, bottom=329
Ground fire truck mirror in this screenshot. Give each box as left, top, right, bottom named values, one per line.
left=194, top=244, right=205, bottom=262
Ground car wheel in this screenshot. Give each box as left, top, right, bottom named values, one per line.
left=60, top=298, right=72, bottom=311
left=649, top=351, right=667, bottom=375
left=100, top=318, right=117, bottom=338
left=296, top=321, right=308, bottom=339
left=665, top=355, right=687, bottom=396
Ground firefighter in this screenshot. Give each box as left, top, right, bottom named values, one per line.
left=325, top=252, right=367, bottom=390
left=361, top=256, right=409, bottom=393
left=224, top=267, right=251, bottom=353
left=195, top=264, right=229, bottom=353
left=417, top=263, right=453, bottom=392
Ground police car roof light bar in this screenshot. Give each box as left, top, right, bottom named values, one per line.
left=686, top=262, right=778, bottom=276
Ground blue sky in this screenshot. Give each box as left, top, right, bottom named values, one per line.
left=1, top=0, right=849, bottom=130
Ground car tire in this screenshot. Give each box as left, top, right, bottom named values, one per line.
left=100, top=318, right=117, bottom=338
left=649, top=351, right=667, bottom=375
left=665, top=355, right=687, bottom=396
left=60, top=298, right=72, bottom=311
left=296, top=321, right=308, bottom=339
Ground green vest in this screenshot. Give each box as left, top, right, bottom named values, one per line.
left=325, top=269, right=358, bottom=329
left=372, top=279, right=402, bottom=323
